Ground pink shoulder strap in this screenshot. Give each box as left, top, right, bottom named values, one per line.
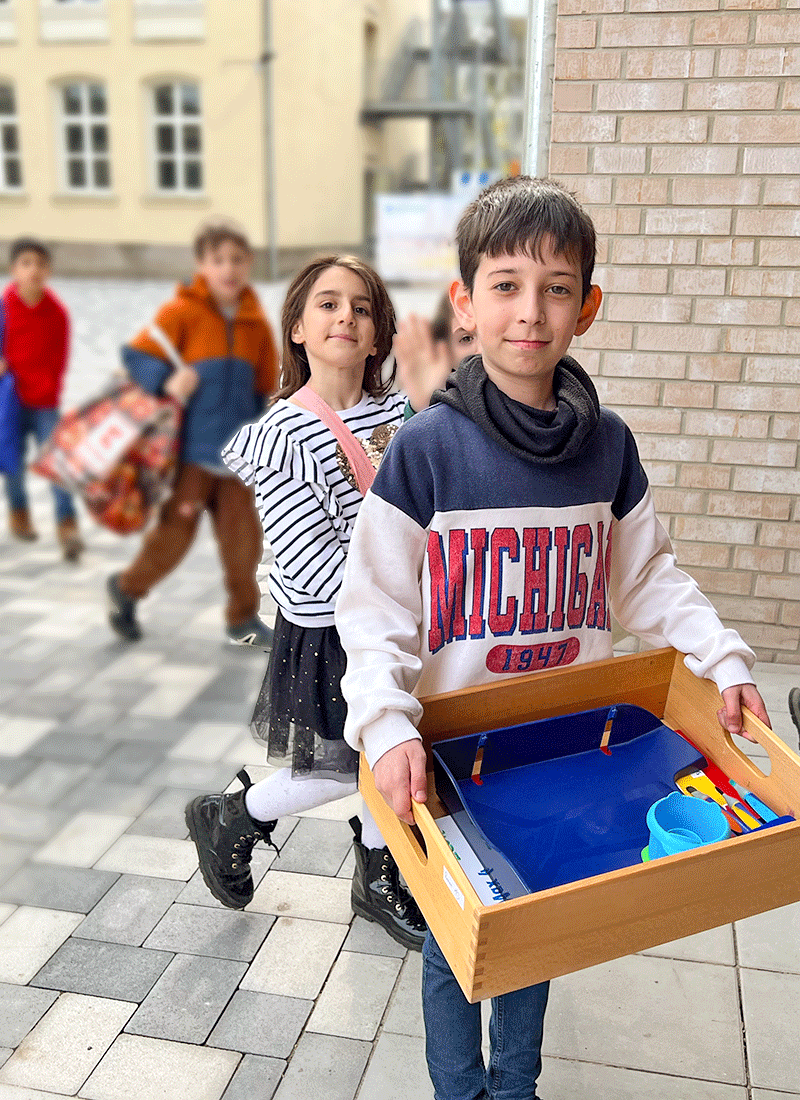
left=293, top=385, right=375, bottom=496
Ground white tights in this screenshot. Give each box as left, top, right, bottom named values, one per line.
left=244, top=767, right=385, bottom=849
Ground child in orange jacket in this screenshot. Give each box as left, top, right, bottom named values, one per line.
left=106, top=219, right=278, bottom=646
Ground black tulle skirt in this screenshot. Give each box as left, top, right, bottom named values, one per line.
left=250, top=609, right=359, bottom=781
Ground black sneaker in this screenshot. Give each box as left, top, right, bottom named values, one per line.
left=226, top=616, right=274, bottom=649
left=789, top=687, right=800, bottom=751
left=185, top=768, right=279, bottom=909
left=106, top=574, right=142, bottom=641
left=350, top=817, right=427, bottom=951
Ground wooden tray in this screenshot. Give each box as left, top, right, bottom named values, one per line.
left=360, top=648, right=800, bottom=1002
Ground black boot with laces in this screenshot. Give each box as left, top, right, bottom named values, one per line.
left=185, top=768, right=278, bottom=910
left=349, top=816, right=427, bottom=951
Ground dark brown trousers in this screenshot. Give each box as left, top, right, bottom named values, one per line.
left=118, top=463, right=264, bottom=626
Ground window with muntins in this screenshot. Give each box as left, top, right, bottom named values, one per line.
left=59, top=81, right=111, bottom=191
left=0, top=83, right=22, bottom=190
left=152, top=81, right=203, bottom=194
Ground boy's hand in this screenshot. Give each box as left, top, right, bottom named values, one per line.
left=394, top=316, right=451, bottom=413
left=0, top=358, right=7, bottom=376
left=164, top=365, right=199, bottom=404
left=373, top=739, right=428, bottom=826
left=717, top=683, right=771, bottom=743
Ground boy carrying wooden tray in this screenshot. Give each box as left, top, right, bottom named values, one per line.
left=335, top=176, right=769, bottom=1100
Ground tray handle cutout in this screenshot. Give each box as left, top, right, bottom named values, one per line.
left=687, top=703, right=798, bottom=820
left=400, top=812, right=429, bottom=865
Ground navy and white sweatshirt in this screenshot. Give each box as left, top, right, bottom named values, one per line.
left=336, top=357, right=755, bottom=769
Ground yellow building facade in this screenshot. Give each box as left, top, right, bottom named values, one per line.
left=0, top=0, right=428, bottom=274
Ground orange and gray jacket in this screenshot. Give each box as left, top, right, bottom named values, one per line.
left=122, top=275, right=278, bottom=468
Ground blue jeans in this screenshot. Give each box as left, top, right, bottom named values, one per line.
left=422, top=932, right=549, bottom=1100
left=3, top=405, right=76, bottom=523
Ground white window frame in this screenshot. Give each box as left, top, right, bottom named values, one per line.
left=134, top=0, right=204, bottom=43
left=56, top=79, right=112, bottom=194
left=40, top=0, right=107, bottom=43
left=0, top=82, right=22, bottom=192
left=0, top=1, right=15, bottom=47
left=149, top=80, right=204, bottom=196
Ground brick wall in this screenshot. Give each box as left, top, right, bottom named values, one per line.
left=551, top=0, right=800, bottom=665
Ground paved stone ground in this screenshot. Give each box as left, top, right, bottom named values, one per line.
left=0, top=278, right=798, bottom=1100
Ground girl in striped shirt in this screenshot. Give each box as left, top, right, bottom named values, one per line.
left=185, top=255, right=426, bottom=950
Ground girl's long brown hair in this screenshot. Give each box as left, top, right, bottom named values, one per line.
left=273, top=255, right=397, bottom=403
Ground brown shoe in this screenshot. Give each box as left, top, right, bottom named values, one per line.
left=57, top=518, right=84, bottom=562
left=9, top=508, right=38, bottom=541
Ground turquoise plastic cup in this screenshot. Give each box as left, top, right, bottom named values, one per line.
left=646, top=792, right=731, bottom=860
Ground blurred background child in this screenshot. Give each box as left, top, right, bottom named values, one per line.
left=1, top=237, right=83, bottom=560
left=106, top=219, right=278, bottom=647
left=394, top=284, right=480, bottom=417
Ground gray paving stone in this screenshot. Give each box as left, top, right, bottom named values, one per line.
left=56, top=778, right=158, bottom=817
left=124, top=787, right=194, bottom=839
left=269, top=817, right=353, bottom=877
left=177, top=843, right=279, bottom=909
left=28, top=732, right=111, bottom=764
left=0, top=685, right=21, bottom=706
left=60, top=703, right=124, bottom=737
left=0, top=1047, right=10, bottom=1067
left=193, top=671, right=263, bottom=704
left=80, top=1031, right=242, bottom=1100
left=0, top=801, right=68, bottom=844
left=74, top=874, right=184, bottom=946
left=180, top=701, right=259, bottom=723
left=0, top=862, right=119, bottom=912
left=0, top=757, right=34, bottom=790
left=144, top=903, right=275, bottom=961
left=30, top=938, right=173, bottom=1001
left=142, top=761, right=242, bottom=791
left=94, top=743, right=167, bottom=784
left=0, top=840, right=34, bottom=886
left=272, top=1033, right=371, bottom=1100
left=221, top=1053, right=285, bottom=1100
left=343, top=915, right=408, bottom=959
left=107, top=717, right=195, bottom=744
left=207, top=990, right=313, bottom=1058
left=5, top=760, right=89, bottom=807
left=0, top=657, right=53, bottom=684
left=2, top=695, right=79, bottom=720
left=539, top=1057, right=748, bottom=1099
left=79, top=680, right=156, bottom=706
left=0, top=983, right=58, bottom=1047
left=126, top=953, right=247, bottom=1044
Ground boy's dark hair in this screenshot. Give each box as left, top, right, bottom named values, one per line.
left=193, top=218, right=252, bottom=259
left=9, top=237, right=51, bottom=265
left=275, top=254, right=397, bottom=403
left=456, top=176, right=596, bottom=301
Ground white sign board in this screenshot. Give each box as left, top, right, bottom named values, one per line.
left=375, top=193, right=465, bottom=284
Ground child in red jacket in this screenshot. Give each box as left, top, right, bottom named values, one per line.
left=106, top=219, right=279, bottom=647
left=1, top=237, right=83, bottom=559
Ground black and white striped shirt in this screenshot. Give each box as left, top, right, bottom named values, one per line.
left=222, top=391, right=406, bottom=626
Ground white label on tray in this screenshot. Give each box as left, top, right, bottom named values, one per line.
left=73, top=411, right=139, bottom=477
left=442, top=866, right=465, bottom=910
left=437, top=816, right=507, bottom=905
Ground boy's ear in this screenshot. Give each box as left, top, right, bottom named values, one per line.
left=574, top=285, right=602, bottom=337
left=450, top=280, right=477, bottom=334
